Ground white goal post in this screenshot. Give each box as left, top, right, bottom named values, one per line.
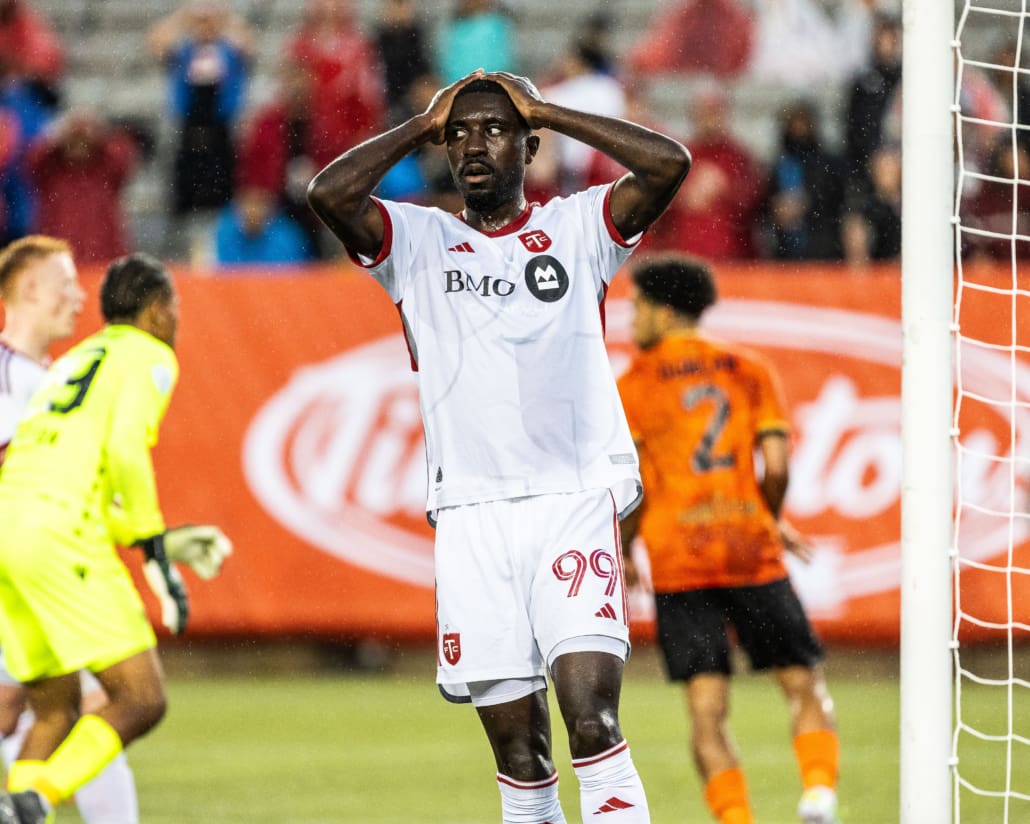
left=899, top=0, right=955, bottom=822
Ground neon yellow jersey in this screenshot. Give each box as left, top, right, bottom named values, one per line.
left=0, top=324, right=178, bottom=547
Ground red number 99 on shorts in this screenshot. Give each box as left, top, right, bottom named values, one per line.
left=552, top=549, right=619, bottom=598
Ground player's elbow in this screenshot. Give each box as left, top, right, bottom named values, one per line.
left=669, top=141, right=692, bottom=183
left=307, top=161, right=371, bottom=224
left=652, top=140, right=691, bottom=191
left=306, top=171, right=335, bottom=220
left=639, top=140, right=691, bottom=211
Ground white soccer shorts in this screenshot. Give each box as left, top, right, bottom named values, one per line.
left=434, top=488, right=631, bottom=702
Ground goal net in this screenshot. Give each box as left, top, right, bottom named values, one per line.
left=952, top=1, right=1030, bottom=820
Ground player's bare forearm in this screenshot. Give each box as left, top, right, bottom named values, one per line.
left=308, top=70, right=483, bottom=257
left=758, top=432, right=790, bottom=518
left=537, top=103, right=689, bottom=196
left=306, top=115, right=435, bottom=257
left=548, top=111, right=689, bottom=236
left=760, top=470, right=788, bottom=519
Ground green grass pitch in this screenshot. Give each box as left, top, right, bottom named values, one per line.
left=52, top=646, right=1025, bottom=823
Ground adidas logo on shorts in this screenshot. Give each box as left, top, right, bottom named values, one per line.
left=594, top=603, right=618, bottom=620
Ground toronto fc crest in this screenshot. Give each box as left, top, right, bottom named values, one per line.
left=442, top=632, right=461, bottom=665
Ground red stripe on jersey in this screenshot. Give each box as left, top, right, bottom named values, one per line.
left=598, top=280, right=609, bottom=338
left=343, top=197, right=394, bottom=268
left=396, top=301, right=418, bottom=372
left=571, top=739, right=628, bottom=769
left=610, top=491, right=629, bottom=624
left=602, top=184, right=635, bottom=248
left=496, top=771, right=559, bottom=790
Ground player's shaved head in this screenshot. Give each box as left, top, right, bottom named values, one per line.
left=0, top=235, right=72, bottom=299
left=100, top=253, right=174, bottom=323
left=452, top=79, right=530, bottom=131
left=633, top=255, right=717, bottom=320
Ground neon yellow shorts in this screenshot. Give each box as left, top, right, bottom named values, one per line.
left=0, top=518, right=156, bottom=682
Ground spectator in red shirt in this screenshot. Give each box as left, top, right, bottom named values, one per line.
left=650, top=87, right=764, bottom=260
left=626, top=0, right=754, bottom=79
left=26, top=110, right=139, bottom=263
left=0, top=0, right=63, bottom=110
left=237, top=59, right=344, bottom=256
left=284, top=0, right=385, bottom=155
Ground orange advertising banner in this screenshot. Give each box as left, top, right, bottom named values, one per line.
left=31, top=262, right=1029, bottom=645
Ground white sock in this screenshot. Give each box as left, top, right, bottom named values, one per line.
left=0, top=711, right=32, bottom=768
left=496, top=771, right=568, bottom=824
left=572, top=741, right=650, bottom=822
left=74, top=751, right=140, bottom=824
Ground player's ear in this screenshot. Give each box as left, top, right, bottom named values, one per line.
left=18, top=270, right=38, bottom=302
left=525, top=134, right=540, bottom=164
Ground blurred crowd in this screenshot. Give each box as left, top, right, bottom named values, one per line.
left=0, top=0, right=1026, bottom=269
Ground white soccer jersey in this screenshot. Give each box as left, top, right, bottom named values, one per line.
left=352, top=183, right=642, bottom=518
left=0, top=340, right=46, bottom=462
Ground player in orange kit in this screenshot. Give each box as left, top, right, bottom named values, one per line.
left=617, top=255, right=841, bottom=824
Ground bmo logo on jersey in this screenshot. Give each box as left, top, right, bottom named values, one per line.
left=444, top=270, right=516, bottom=297
left=524, top=255, right=569, bottom=303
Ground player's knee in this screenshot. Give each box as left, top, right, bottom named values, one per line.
left=0, top=705, right=24, bottom=737
left=123, top=686, right=167, bottom=739
left=778, top=666, right=822, bottom=702
left=687, top=689, right=729, bottom=725
left=566, top=710, right=621, bottom=756
left=0, top=688, right=26, bottom=737
left=490, top=724, right=554, bottom=780
left=138, top=692, right=167, bottom=732
left=499, top=747, right=553, bottom=781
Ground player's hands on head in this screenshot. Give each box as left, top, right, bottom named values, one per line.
left=162, top=524, right=233, bottom=580
left=482, top=71, right=547, bottom=130
left=424, top=68, right=485, bottom=145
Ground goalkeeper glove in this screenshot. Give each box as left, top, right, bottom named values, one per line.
left=138, top=534, right=189, bottom=634
left=162, top=525, right=233, bottom=580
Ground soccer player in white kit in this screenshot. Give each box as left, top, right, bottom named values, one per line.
left=0, top=236, right=140, bottom=823
left=309, top=70, right=690, bottom=823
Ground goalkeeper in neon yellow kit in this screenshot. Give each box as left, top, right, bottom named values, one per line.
left=0, top=254, right=231, bottom=824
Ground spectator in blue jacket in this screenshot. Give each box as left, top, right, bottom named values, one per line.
left=148, top=1, right=255, bottom=256
left=214, top=186, right=313, bottom=267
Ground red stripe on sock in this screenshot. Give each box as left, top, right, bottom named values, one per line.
left=572, top=740, right=628, bottom=769
left=496, top=771, right=559, bottom=790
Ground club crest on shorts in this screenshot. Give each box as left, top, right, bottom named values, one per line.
left=442, top=632, right=461, bottom=665
left=524, top=255, right=569, bottom=303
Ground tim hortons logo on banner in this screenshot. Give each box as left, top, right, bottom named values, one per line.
left=243, top=300, right=1030, bottom=613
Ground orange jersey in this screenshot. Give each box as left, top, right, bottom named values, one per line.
left=618, top=332, right=790, bottom=591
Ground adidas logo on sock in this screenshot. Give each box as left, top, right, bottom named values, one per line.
left=593, top=796, right=634, bottom=814
left=594, top=602, right=618, bottom=620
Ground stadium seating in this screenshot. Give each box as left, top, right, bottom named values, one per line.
left=26, top=0, right=992, bottom=256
